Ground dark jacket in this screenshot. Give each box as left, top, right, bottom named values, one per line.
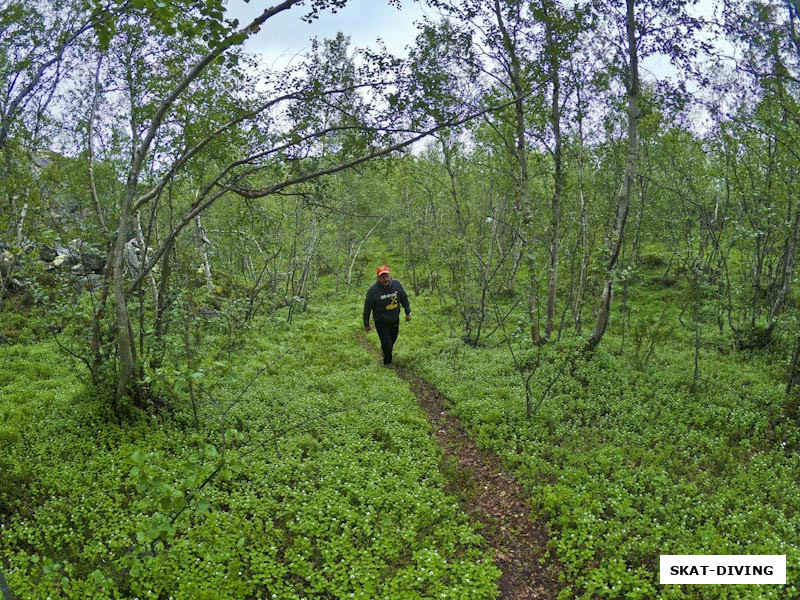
left=363, top=279, right=410, bottom=327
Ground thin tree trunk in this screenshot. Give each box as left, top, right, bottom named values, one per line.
left=135, top=211, right=159, bottom=309
left=404, top=185, right=419, bottom=294
left=153, top=239, right=175, bottom=341
left=111, top=199, right=138, bottom=405
left=573, top=76, right=589, bottom=335
left=347, top=216, right=385, bottom=285
left=493, top=0, right=538, bottom=344
left=14, top=199, right=27, bottom=244
left=195, top=214, right=214, bottom=295
left=619, top=249, right=635, bottom=356
left=632, top=171, right=648, bottom=267
left=766, top=197, right=799, bottom=335
left=0, top=195, right=28, bottom=311
left=89, top=254, right=112, bottom=380
left=545, top=19, right=562, bottom=340
left=587, top=0, right=639, bottom=352
left=88, top=57, right=107, bottom=232
left=560, top=235, right=579, bottom=341
left=183, top=270, right=200, bottom=429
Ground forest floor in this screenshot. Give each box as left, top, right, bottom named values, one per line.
left=357, top=331, right=562, bottom=599
left=4, top=283, right=798, bottom=598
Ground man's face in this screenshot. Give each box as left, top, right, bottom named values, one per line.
left=377, top=272, right=391, bottom=286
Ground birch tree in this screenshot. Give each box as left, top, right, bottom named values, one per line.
left=586, top=0, right=705, bottom=351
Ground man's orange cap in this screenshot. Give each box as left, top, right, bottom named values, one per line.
left=376, top=265, right=390, bottom=276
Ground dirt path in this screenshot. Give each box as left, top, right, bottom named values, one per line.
left=358, top=333, right=562, bottom=599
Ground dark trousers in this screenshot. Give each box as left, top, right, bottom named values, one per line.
left=375, top=321, right=399, bottom=364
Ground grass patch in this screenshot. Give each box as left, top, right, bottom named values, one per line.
left=0, top=303, right=500, bottom=599
left=399, top=291, right=800, bottom=599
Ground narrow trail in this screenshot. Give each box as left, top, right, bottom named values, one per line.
left=357, top=332, right=562, bottom=600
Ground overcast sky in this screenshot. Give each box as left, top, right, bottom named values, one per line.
left=223, top=0, right=723, bottom=96
left=225, top=0, right=432, bottom=69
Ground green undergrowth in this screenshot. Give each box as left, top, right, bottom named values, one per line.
left=0, top=303, right=500, bottom=599
left=380, top=291, right=800, bottom=600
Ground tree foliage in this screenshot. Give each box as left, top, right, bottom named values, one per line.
left=0, top=0, right=797, bottom=412
left=1, top=0, right=800, bottom=597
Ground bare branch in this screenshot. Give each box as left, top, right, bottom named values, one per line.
left=126, top=94, right=527, bottom=294
left=130, top=0, right=305, bottom=185
left=0, top=3, right=118, bottom=147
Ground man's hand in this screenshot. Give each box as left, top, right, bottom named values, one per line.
left=405, top=313, right=411, bottom=322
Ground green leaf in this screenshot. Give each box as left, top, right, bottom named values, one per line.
left=203, top=443, right=218, bottom=458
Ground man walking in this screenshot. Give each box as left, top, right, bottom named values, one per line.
left=363, top=265, right=411, bottom=366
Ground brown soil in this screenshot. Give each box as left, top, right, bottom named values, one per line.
left=358, top=333, right=562, bottom=599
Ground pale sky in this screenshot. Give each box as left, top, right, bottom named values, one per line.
left=225, top=0, right=432, bottom=69
left=225, top=0, right=722, bottom=78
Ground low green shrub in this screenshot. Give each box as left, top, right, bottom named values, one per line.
left=0, top=303, right=500, bottom=599
left=402, top=294, right=800, bottom=599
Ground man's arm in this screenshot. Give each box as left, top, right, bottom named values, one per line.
left=363, top=288, right=373, bottom=330
left=398, top=283, right=411, bottom=320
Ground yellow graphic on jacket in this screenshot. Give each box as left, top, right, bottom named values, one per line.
left=384, top=292, right=399, bottom=311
